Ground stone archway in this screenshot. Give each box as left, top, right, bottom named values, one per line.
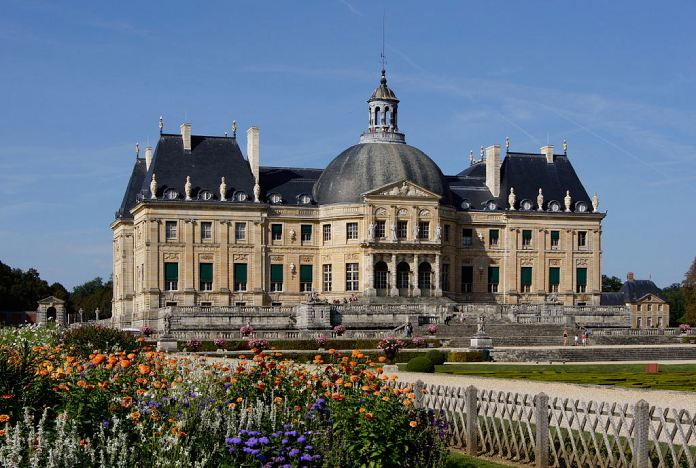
left=36, top=296, right=66, bottom=327
left=46, top=307, right=57, bottom=321
left=418, top=262, right=433, bottom=297
left=373, top=261, right=389, bottom=295
left=396, top=262, right=410, bottom=296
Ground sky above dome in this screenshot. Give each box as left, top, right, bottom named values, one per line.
left=0, top=0, right=694, bottom=289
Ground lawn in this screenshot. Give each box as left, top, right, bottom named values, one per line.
left=446, top=450, right=513, bottom=467
left=433, top=363, right=696, bottom=392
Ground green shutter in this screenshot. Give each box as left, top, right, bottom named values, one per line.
left=461, top=266, right=473, bottom=283
left=488, top=266, right=499, bottom=284
left=234, top=263, right=247, bottom=283
left=577, top=268, right=587, bottom=286
left=272, top=224, right=282, bottom=235
left=522, top=230, right=532, bottom=241
left=164, top=263, right=178, bottom=281
left=551, top=231, right=560, bottom=241
left=200, top=263, right=213, bottom=282
left=300, top=265, right=313, bottom=282
left=301, top=224, right=312, bottom=236
left=521, top=267, right=533, bottom=286
left=490, top=229, right=499, bottom=241
left=549, top=267, right=560, bottom=285
left=271, top=264, right=283, bottom=282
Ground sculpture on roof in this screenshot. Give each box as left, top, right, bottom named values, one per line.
left=253, top=183, right=261, bottom=203
left=435, top=224, right=442, bottom=242
left=537, top=188, right=544, bottom=211
left=592, top=192, right=599, bottom=213
left=508, top=187, right=516, bottom=210
left=564, top=190, right=572, bottom=212
left=185, top=176, right=192, bottom=201
left=219, top=177, right=227, bottom=202
left=150, top=174, right=157, bottom=199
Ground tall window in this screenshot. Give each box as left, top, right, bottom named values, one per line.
left=396, top=221, right=408, bottom=240
left=322, top=224, right=332, bottom=242
left=488, top=266, right=499, bottom=293
left=270, top=264, right=283, bottom=292
left=520, top=266, right=533, bottom=293
left=345, top=263, right=359, bottom=291
left=235, top=222, right=246, bottom=241
left=462, top=228, right=473, bottom=246
left=522, top=230, right=532, bottom=248
left=374, top=262, right=388, bottom=289
left=461, top=266, right=473, bottom=293
left=418, top=221, right=429, bottom=240
left=441, top=264, right=450, bottom=292
left=201, top=222, right=212, bottom=241
left=301, top=224, right=312, bottom=242
left=375, top=220, right=386, bottom=239
left=199, top=263, right=213, bottom=291
left=489, top=229, right=499, bottom=247
left=271, top=224, right=283, bottom=241
left=164, top=262, right=178, bottom=291
left=165, top=221, right=177, bottom=240
left=300, top=265, right=313, bottom=292
left=578, top=231, right=587, bottom=249
left=322, top=264, right=332, bottom=292
left=234, top=263, right=247, bottom=291
left=576, top=267, right=587, bottom=293
left=549, top=267, right=560, bottom=293
left=346, top=222, right=358, bottom=240
left=550, top=230, right=560, bottom=249
left=443, top=224, right=450, bottom=242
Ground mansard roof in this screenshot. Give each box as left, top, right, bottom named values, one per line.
left=116, top=158, right=147, bottom=219
left=619, top=279, right=666, bottom=303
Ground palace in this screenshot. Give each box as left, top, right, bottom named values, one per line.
left=111, top=69, right=604, bottom=327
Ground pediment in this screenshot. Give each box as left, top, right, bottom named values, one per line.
left=363, top=180, right=441, bottom=199
left=636, top=294, right=665, bottom=304
left=37, top=296, right=65, bottom=304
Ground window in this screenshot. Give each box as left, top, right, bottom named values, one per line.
left=657, top=316, right=663, bottom=327
left=461, top=266, right=473, bottom=293
left=270, top=193, right=282, bottom=204
left=462, top=228, right=473, bottom=247
left=647, top=304, right=652, bottom=312
left=578, top=231, right=587, bottom=249
left=346, top=222, right=358, bottom=240
left=346, top=263, right=359, bottom=291
left=647, top=317, right=653, bottom=328
left=165, top=221, right=177, bottom=240
left=234, top=263, right=247, bottom=291
left=199, top=190, right=213, bottom=201
left=164, top=262, right=178, bottom=291
left=636, top=317, right=642, bottom=328
left=549, top=267, right=560, bottom=293
left=322, top=264, right=332, bottom=292
left=271, top=223, right=282, bottom=241
left=201, top=222, right=212, bottom=241
left=418, top=221, right=429, bottom=240
left=489, top=229, right=499, bottom=247
left=396, top=221, right=408, bottom=240
left=576, top=267, right=587, bottom=293
left=301, top=224, right=312, bottom=242
left=441, top=264, right=450, bottom=292
left=551, top=230, right=560, bottom=249
left=521, top=266, right=532, bottom=293
left=199, top=263, right=213, bottom=291
left=270, top=264, right=283, bottom=292
left=235, top=222, right=246, bottom=241
left=374, top=262, right=388, bottom=289
left=323, top=224, right=332, bottom=242
left=234, top=191, right=248, bottom=202
left=375, top=220, right=386, bottom=239
left=443, top=224, right=450, bottom=242
left=488, top=266, right=499, bottom=293
left=200, top=301, right=212, bottom=308
left=300, top=265, right=313, bottom=292
left=522, top=230, right=532, bottom=248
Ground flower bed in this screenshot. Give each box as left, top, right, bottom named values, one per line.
left=0, top=326, right=449, bottom=466
left=177, top=338, right=440, bottom=352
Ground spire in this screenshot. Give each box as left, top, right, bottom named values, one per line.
left=360, top=68, right=405, bottom=144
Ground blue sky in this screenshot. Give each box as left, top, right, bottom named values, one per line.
left=0, top=0, right=694, bottom=289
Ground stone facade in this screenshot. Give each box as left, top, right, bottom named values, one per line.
left=631, top=294, right=669, bottom=329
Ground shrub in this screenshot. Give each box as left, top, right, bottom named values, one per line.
left=139, top=326, right=153, bottom=337
left=679, top=323, right=692, bottom=333
left=62, top=325, right=138, bottom=357
left=427, top=324, right=438, bottom=335
left=186, top=339, right=202, bottom=351
left=425, top=349, right=446, bottom=365
left=447, top=351, right=484, bottom=363
left=333, top=324, right=347, bottom=336
left=406, top=356, right=435, bottom=373
left=411, top=336, right=427, bottom=348
left=213, top=338, right=227, bottom=348
left=314, top=335, right=328, bottom=348
left=378, top=337, right=406, bottom=362
left=247, top=338, right=269, bottom=352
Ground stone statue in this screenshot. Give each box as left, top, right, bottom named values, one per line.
left=477, top=315, right=486, bottom=334
left=412, top=224, right=420, bottom=240
left=150, top=174, right=158, bottom=199
left=592, top=192, right=599, bottom=213
left=253, top=183, right=261, bottom=203
left=185, top=176, right=192, bottom=200
left=219, top=177, right=227, bottom=201
left=564, top=190, right=572, bottom=212
left=508, top=187, right=516, bottom=210
left=536, top=188, right=544, bottom=211
left=390, top=223, right=397, bottom=242
left=368, top=223, right=375, bottom=241
left=289, top=229, right=296, bottom=241
left=399, top=182, right=409, bottom=196
left=163, top=309, right=172, bottom=335
left=435, top=224, right=442, bottom=241
left=232, top=120, right=237, bottom=138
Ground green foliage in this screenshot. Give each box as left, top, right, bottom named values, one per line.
left=601, top=274, right=623, bottom=292
left=425, top=349, right=447, bottom=365
left=446, top=351, right=484, bottom=363
left=445, top=450, right=513, bottom=468
left=70, top=277, right=113, bottom=319
left=61, top=325, right=138, bottom=357
left=0, top=261, right=51, bottom=311
left=662, top=283, right=687, bottom=326
left=406, top=356, right=435, bottom=373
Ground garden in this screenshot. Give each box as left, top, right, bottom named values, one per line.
left=0, top=325, right=462, bottom=467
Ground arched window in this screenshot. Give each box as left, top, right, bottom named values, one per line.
left=384, top=107, right=390, bottom=126
left=374, top=107, right=381, bottom=126
left=396, top=262, right=410, bottom=289
left=374, top=261, right=388, bottom=289
left=418, top=262, right=432, bottom=290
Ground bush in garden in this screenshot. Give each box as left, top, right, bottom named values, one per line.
left=679, top=323, right=691, bottom=333
left=411, top=336, right=427, bottom=348
left=186, top=339, right=202, bottom=351
left=314, top=335, right=328, bottom=349
left=426, top=324, right=438, bottom=335
left=139, top=326, right=153, bottom=337
left=405, top=356, right=435, bottom=373
left=377, top=337, right=406, bottom=363
left=333, top=324, right=347, bottom=336
left=239, top=325, right=254, bottom=337
left=213, top=338, right=227, bottom=349
left=61, top=325, right=139, bottom=357
left=247, top=338, right=269, bottom=352
left=425, top=349, right=446, bottom=366
left=446, top=351, right=484, bottom=362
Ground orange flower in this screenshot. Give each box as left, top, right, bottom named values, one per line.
left=409, top=421, right=418, bottom=428
left=90, top=354, right=106, bottom=365
left=76, top=380, right=88, bottom=388
left=365, top=412, right=374, bottom=421
left=382, top=396, right=390, bottom=402
left=328, top=348, right=336, bottom=355
left=138, top=364, right=151, bottom=375
left=121, top=396, right=133, bottom=408
left=1, top=395, right=13, bottom=399
left=119, top=360, right=131, bottom=369
left=359, top=407, right=366, bottom=413
left=378, top=356, right=386, bottom=363
left=0, top=429, right=6, bottom=437
left=0, top=415, right=10, bottom=423
left=129, top=411, right=141, bottom=420
left=403, top=399, right=413, bottom=406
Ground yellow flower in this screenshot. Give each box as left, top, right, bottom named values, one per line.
left=409, top=421, right=418, bottom=428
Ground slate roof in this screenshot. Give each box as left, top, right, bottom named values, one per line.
left=619, top=279, right=666, bottom=302
left=260, top=167, right=322, bottom=205
left=600, top=292, right=626, bottom=306
left=116, top=158, right=147, bottom=219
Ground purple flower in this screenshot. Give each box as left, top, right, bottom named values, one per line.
left=297, top=435, right=306, bottom=443
left=289, top=448, right=300, bottom=457
left=246, top=438, right=259, bottom=447
left=226, top=437, right=242, bottom=445
left=300, top=453, right=314, bottom=461
left=259, top=436, right=270, bottom=445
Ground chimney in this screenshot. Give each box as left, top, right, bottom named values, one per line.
left=627, top=272, right=635, bottom=282
left=247, top=127, right=260, bottom=183
left=144, top=146, right=153, bottom=171
left=541, top=145, right=554, bottom=164
left=485, top=144, right=501, bottom=198
left=180, top=123, right=192, bottom=152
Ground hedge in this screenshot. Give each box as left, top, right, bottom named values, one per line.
left=179, top=338, right=440, bottom=352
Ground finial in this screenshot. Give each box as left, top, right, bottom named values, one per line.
left=135, top=142, right=140, bottom=159
left=224, top=131, right=228, bottom=137
left=505, top=137, right=510, bottom=152
left=563, top=139, right=568, bottom=154
left=232, top=120, right=237, bottom=138
left=159, top=115, right=164, bottom=134
left=480, top=146, right=484, bottom=161
left=469, top=150, right=474, bottom=166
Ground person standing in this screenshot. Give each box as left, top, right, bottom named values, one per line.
left=574, top=333, right=579, bottom=346
left=563, top=328, right=568, bottom=346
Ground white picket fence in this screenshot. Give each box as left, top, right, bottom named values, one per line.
left=393, top=380, right=696, bottom=467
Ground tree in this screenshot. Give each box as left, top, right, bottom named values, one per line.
left=602, top=274, right=623, bottom=292
left=0, top=261, right=51, bottom=311
left=662, top=283, right=686, bottom=326
left=682, top=257, right=696, bottom=324
left=70, top=277, right=113, bottom=320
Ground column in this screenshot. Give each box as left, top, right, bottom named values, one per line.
left=412, top=254, right=421, bottom=297
left=364, top=253, right=376, bottom=297
left=389, top=254, right=398, bottom=297
left=434, top=254, right=442, bottom=297
left=220, top=221, right=231, bottom=304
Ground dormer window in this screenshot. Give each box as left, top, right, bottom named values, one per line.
left=548, top=201, right=561, bottom=212
left=164, top=189, right=179, bottom=200
left=575, top=201, right=588, bottom=213
left=199, top=190, right=213, bottom=201
left=269, top=193, right=282, bottom=204
left=460, top=200, right=471, bottom=210
left=298, top=194, right=312, bottom=205
left=234, top=191, right=248, bottom=202
left=485, top=200, right=498, bottom=211
left=520, top=199, right=533, bottom=211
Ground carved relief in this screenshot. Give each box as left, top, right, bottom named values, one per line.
left=270, top=255, right=284, bottom=262
left=233, top=254, right=249, bottom=261
left=549, top=259, right=561, bottom=266
left=520, top=258, right=535, bottom=266
left=418, top=209, right=431, bottom=217
left=321, top=255, right=330, bottom=262
left=163, top=253, right=180, bottom=260
left=397, top=208, right=409, bottom=217
left=374, top=208, right=387, bottom=217
left=344, top=253, right=359, bottom=260
left=576, top=258, right=589, bottom=266
left=199, top=254, right=214, bottom=261
left=299, top=255, right=313, bottom=263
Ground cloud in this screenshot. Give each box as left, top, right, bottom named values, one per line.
left=338, top=0, right=363, bottom=16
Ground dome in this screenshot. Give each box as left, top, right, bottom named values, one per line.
left=313, top=143, right=451, bottom=205
left=370, top=70, right=398, bottom=101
